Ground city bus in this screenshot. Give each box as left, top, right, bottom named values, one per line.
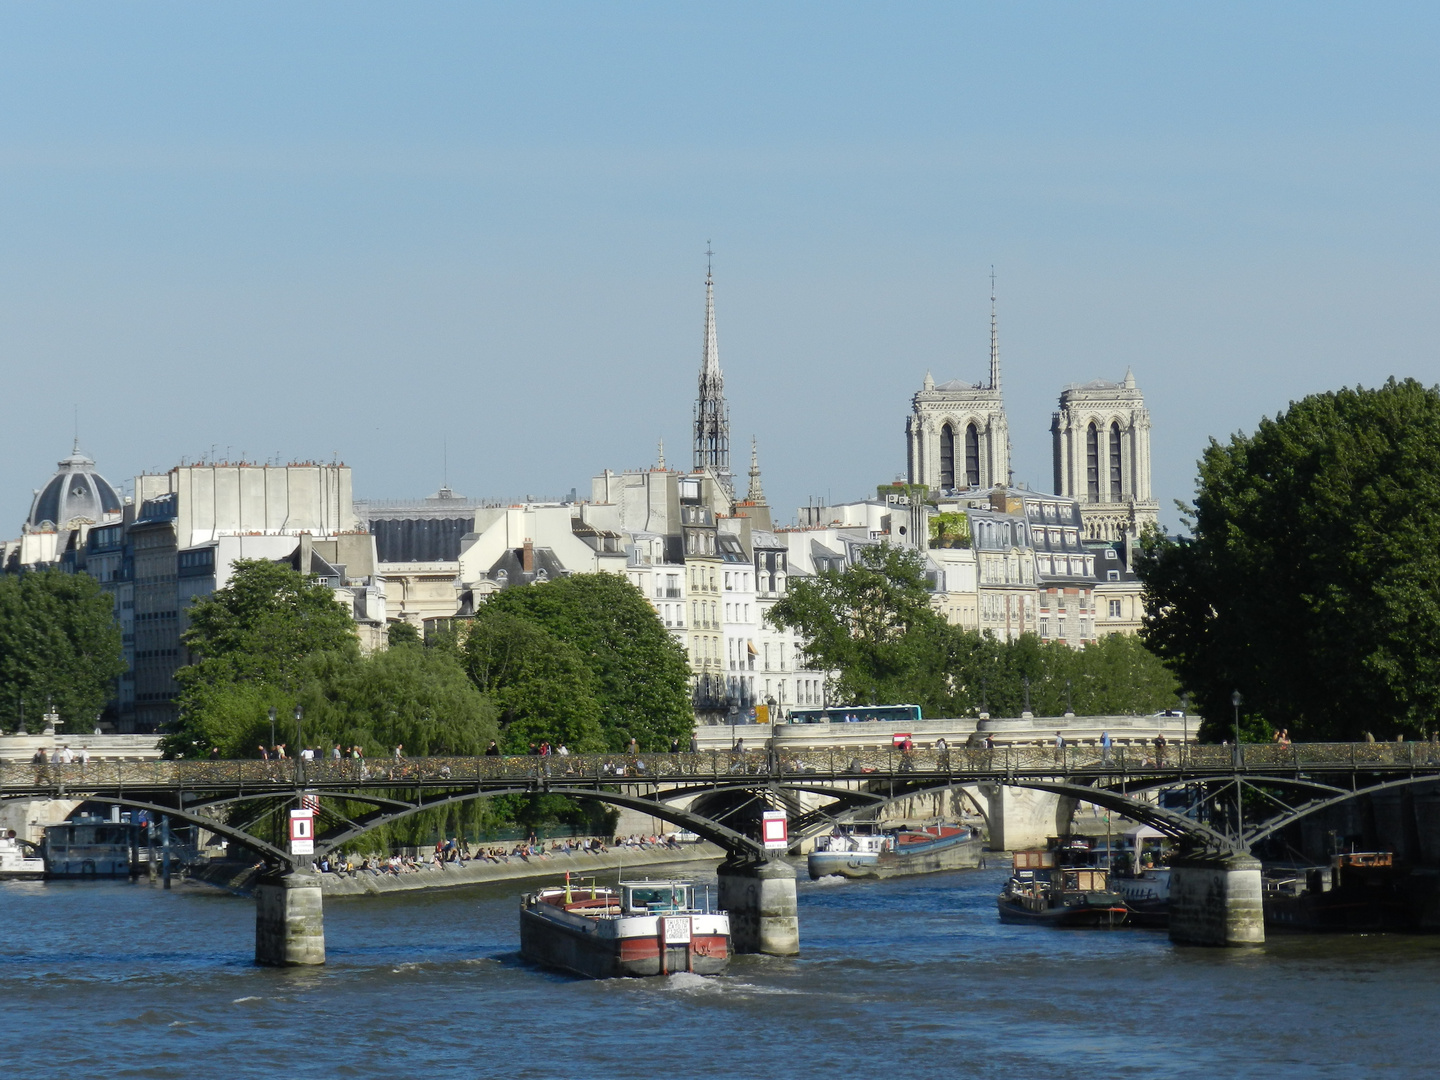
left=787, top=704, right=923, bottom=725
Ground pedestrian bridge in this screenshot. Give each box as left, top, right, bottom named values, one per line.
left=5, top=741, right=1438, bottom=959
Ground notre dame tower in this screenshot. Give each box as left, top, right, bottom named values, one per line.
left=1051, top=368, right=1159, bottom=542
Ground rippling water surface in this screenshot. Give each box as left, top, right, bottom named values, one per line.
left=4, top=863, right=1438, bottom=1079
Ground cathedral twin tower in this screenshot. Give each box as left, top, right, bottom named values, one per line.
left=691, top=261, right=1156, bottom=544
left=904, top=283, right=1158, bottom=545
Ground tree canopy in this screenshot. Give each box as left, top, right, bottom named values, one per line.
left=1139, top=378, right=1440, bottom=740
left=464, top=609, right=607, bottom=753
left=482, top=573, right=695, bottom=749
left=769, top=543, right=1177, bottom=718
left=0, top=569, right=125, bottom=733
left=181, top=559, right=357, bottom=687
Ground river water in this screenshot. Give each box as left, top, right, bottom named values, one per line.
left=4, top=862, right=1438, bottom=1079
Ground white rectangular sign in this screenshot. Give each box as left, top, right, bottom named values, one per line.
left=761, top=809, right=789, bottom=850
left=663, top=916, right=692, bottom=944
left=289, top=808, right=315, bottom=856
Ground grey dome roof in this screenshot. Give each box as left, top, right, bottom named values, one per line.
left=26, top=444, right=122, bottom=530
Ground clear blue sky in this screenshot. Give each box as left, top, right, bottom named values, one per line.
left=2, top=3, right=1437, bottom=531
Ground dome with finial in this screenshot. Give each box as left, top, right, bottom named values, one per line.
left=25, top=443, right=123, bottom=530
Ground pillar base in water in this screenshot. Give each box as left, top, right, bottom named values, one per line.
left=1168, top=853, right=1264, bottom=947
left=255, top=871, right=326, bottom=966
left=717, top=857, right=799, bottom=956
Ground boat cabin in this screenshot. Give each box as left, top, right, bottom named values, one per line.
left=1057, top=868, right=1110, bottom=893
left=43, top=817, right=140, bottom=878
left=622, top=882, right=695, bottom=914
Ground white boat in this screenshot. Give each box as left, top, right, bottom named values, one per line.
left=520, top=877, right=731, bottom=978
left=0, top=829, right=45, bottom=880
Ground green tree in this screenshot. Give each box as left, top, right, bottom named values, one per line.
left=167, top=560, right=358, bottom=755
left=1139, top=378, right=1440, bottom=740
left=386, top=620, right=422, bottom=648
left=483, top=573, right=694, bottom=750
left=464, top=609, right=607, bottom=752
left=767, top=543, right=961, bottom=713
left=0, top=569, right=124, bottom=733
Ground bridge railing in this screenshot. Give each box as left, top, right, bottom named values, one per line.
left=3, top=742, right=1438, bottom=793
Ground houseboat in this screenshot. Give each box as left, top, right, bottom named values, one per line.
left=1110, top=825, right=1172, bottom=928
left=520, top=877, right=731, bottom=979
left=808, top=823, right=984, bottom=880
left=42, top=817, right=139, bottom=878
left=997, top=849, right=1129, bottom=927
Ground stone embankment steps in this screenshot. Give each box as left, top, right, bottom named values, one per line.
left=188, top=841, right=726, bottom=898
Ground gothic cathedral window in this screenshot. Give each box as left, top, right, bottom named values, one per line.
left=940, top=423, right=955, bottom=489
left=964, top=423, right=980, bottom=488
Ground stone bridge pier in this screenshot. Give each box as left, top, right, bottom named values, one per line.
left=1167, top=853, right=1264, bottom=947
left=255, top=871, right=326, bottom=966
left=716, top=856, right=799, bottom=956
left=980, top=784, right=1076, bottom=851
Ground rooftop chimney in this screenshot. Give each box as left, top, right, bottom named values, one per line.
left=522, top=539, right=535, bottom=573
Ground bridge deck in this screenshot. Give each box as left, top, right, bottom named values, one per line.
left=4, top=742, right=1438, bottom=797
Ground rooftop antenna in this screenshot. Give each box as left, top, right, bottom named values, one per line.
left=657, top=438, right=666, bottom=470
left=706, top=240, right=713, bottom=279
left=443, top=437, right=448, bottom=487
left=73, top=404, right=79, bottom=452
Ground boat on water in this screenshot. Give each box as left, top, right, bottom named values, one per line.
left=807, top=823, right=984, bottom=881
left=0, top=830, right=45, bottom=880
left=1265, top=852, right=1420, bottom=932
left=520, top=876, right=731, bottom=979
left=1109, top=826, right=1172, bottom=928
left=997, top=850, right=1129, bottom=928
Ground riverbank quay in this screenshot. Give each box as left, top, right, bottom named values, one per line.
left=188, top=840, right=726, bottom=897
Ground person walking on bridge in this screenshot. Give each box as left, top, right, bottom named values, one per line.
left=1101, top=730, right=1111, bottom=765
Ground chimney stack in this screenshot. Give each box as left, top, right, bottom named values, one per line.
left=522, top=539, right=535, bottom=573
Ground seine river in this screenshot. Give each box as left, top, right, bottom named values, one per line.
left=5, top=862, right=1438, bottom=1079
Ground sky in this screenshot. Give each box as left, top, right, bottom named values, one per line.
left=2, top=2, right=1438, bottom=533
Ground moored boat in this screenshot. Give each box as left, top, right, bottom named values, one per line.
left=1110, top=826, right=1172, bottom=928
left=997, top=850, right=1129, bottom=928
left=520, top=876, right=730, bottom=978
left=1264, top=852, right=1420, bottom=932
left=807, top=823, right=984, bottom=881
left=0, top=829, right=45, bottom=880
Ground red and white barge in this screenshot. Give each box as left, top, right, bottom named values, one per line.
left=520, top=877, right=731, bottom=979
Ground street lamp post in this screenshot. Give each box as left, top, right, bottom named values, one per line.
left=294, top=705, right=305, bottom=787
left=1231, top=689, right=1243, bottom=842
left=268, top=706, right=277, bottom=754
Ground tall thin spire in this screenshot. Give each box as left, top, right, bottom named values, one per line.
left=989, top=265, right=1001, bottom=394
left=693, top=243, right=732, bottom=496
left=745, top=436, right=765, bottom=505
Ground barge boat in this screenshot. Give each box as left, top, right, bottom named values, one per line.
left=520, top=877, right=730, bottom=979
left=808, top=823, right=984, bottom=881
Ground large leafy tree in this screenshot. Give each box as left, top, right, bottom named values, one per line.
left=464, top=609, right=607, bottom=752
left=167, top=560, right=358, bottom=754
left=1140, top=378, right=1440, bottom=740
left=0, top=569, right=125, bottom=733
left=768, top=543, right=961, bottom=713
left=770, top=542, right=1178, bottom=719
left=483, top=573, right=694, bottom=750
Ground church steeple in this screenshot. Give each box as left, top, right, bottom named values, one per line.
left=693, top=247, right=733, bottom=496
left=745, top=437, right=765, bottom=505
left=989, top=266, right=1001, bottom=394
